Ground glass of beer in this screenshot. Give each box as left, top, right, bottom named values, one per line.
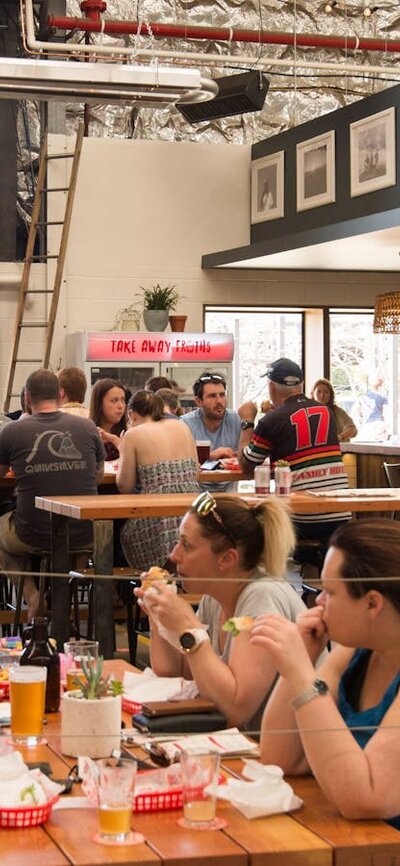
left=179, top=750, right=225, bottom=830
left=64, top=639, right=99, bottom=691
left=196, top=440, right=211, bottom=464
left=9, top=665, right=47, bottom=746
left=93, top=758, right=144, bottom=846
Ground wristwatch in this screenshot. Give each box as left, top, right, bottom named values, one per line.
left=240, top=419, right=255, bottom=430
left=291, top=679, right=329, bottom=711
left=179, top=628, right=210, bottom=654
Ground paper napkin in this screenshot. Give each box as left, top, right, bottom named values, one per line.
left=217, top=759, right=303, bottom=819
left=123, top=667, right=199, bottom=703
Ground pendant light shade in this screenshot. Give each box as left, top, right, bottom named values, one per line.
left=373, top=292, right=400, bottom=334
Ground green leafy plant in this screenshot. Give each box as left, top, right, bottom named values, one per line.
left=275, top=459, right=290, bottom=467
left=74, top=656, right=123, bottom=700
left=138, top=283, right=180, bottom=311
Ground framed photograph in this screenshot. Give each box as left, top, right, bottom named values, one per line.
left=251, top=151, right=284, bottom=223
left=296, top=130, right=335, bottom=212
left=350, top=106, right=396, bottom=197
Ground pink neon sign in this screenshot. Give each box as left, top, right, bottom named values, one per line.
left=86, top=332, right=234, bottom=362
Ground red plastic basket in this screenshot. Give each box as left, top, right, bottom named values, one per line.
left=133, top=775, right=226, bottom=813
left=121, top=696, right=142, bottom=715
left=0, top=796, right=59, bottom=829
left=0, top=682, right=9, bottom=701
left=134, top=787, right=183, bottom=813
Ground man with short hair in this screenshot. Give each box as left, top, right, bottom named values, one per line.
left=0, top=368, right=105, bottom=619
left=181, top=371, right=255, bottom=492
left=239, top=357, right=350, bottom=545
left=57, top=366, right=89, bottom=417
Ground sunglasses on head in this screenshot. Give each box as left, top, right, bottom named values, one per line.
left=191, top=491, right=236, bottom=546
left=194, top=374, right=226, bottom=394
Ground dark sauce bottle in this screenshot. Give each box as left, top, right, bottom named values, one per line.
left=20, top=616, right=60, bottom=712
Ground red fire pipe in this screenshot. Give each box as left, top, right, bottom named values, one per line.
left=47, top=15, right=400, bottom=54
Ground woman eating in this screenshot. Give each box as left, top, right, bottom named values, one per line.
left=117, top=390, right=199, bottom=571
left=89, top=378, right=127, bottom=461
left=135, top=492, right=305, bottom=729
left=253, top=518, right=400, bottom=827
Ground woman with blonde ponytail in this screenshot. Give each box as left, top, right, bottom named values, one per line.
left=135, top=492, right=304, bottom=730
left=116, top=390, right=199, bottom=570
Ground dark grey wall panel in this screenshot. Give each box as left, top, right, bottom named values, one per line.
left=0, top=1, right=18, bottom=261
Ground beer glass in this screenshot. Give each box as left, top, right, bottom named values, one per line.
left=64, top=639, right=99, bottom=691
left=94, top=758, right=144, bottom=846
left=195, top=440, right=211, bottom=464
left=179, top=750, right=225, bottom=830
left=9, top=666, right=47, bottom=746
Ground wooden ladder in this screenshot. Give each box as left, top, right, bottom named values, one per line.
left=3, top=122, right=84, bottom=412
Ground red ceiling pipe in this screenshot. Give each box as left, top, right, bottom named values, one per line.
left=47, top=15, right=400, bottom=54
left=79, top=0, right=106, bottom=22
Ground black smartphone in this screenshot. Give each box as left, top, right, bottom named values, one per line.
left=200, top=460, right=221, bottom=470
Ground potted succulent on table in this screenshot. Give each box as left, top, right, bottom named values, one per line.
left=61, top=657, right=123, bottom=758
left=139, top=283, right=183, bottom=332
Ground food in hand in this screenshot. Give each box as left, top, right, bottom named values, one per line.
left=142, top=566, right=174, bottom=592
left=222, top=615, right=254, bottom=636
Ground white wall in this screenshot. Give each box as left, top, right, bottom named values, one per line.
left=2, top=134, right=400, bottom=407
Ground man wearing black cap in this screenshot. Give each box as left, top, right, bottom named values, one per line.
left=239, top=357, right=350, bottom=549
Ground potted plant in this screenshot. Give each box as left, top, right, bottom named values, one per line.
left=138, top=283, right=183, bottom=332
left=61, top=657, right=123, bottom=758
left=112, top=303, right=142, bottom=332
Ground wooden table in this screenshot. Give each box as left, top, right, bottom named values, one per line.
left=3, top=659, right=400, bottom=866
left=35, top=488, right=400, bottom=656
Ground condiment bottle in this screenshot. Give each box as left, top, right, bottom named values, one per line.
left=254, top=457, right=271, bottom=495
left=20, top=616, right=60, bottom=712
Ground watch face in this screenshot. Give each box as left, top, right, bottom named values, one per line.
left=180, top=632, right=196, bottom=651
left=240, top=419, right=254, bottom=430
left=315, top=679, right=328, bottom=696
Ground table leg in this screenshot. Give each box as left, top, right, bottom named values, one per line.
left=92, top=519, right=114, bottom=659
left=50, top=513, right=71, bottom=651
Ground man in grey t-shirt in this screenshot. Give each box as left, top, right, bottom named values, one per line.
left=180, top=371, right=255, bottom=492
left=0, top=369, right=105, bottom=619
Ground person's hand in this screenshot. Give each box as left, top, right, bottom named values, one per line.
left=135, top=581, right=201, bottom=634
left=260, top=399, right=274, bottom=414
left=296, top=605, right=329, bottom=661
left=210, top=446, right=235, bottom=460
left=250, top=613, right=315, bottom=690
left=238, top=401, right=257, bottom=423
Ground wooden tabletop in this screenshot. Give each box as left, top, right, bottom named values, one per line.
left=35, top=488, right=400, bottom=520
left=2, top=659, right=399, bottom=866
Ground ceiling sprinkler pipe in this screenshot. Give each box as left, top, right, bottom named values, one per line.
left=79, top=1, right=106, bottom=22
left=22, top=0, right=400, bottom=77
left=47, top=15, right=400, bottom=55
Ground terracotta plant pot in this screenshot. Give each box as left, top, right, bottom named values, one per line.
left=169, top=315, right=187, bottom=332
left=61, top=691, right=121, bottom=758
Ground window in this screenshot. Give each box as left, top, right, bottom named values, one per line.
left=329, top=308, right=398, bottom=441
left=205, top=307, right=303, bottom=408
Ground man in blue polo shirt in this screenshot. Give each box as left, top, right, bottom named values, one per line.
left=180, top=371, right=254, bottom=492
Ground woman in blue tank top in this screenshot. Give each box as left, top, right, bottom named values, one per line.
left=253, top=518, right=400, bottom=829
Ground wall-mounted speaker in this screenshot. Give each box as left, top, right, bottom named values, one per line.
left=177, top=71, right=269, bottom=124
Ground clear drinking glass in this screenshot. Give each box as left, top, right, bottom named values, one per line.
left=179, top=750, right=224, bottom=830
left=93, top=758, right=144, bottom=846
left=63, top=639, right=99, bottom=691
left=9, top=665, right=47, bottom=746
